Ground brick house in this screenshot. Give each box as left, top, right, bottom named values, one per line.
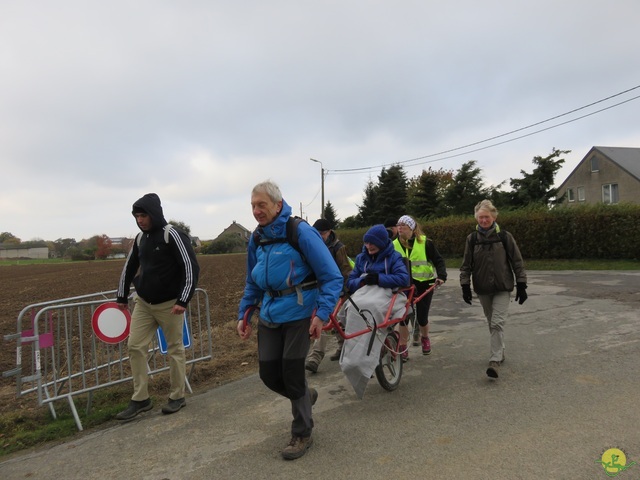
left=214, top=221, right=252, bottom=252
left=556, top=146, right=640, bottom=206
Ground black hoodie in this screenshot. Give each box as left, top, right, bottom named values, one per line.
left=117, top=193, right=199, bottom=307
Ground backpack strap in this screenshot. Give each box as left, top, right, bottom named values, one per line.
left=136, top=224, right=174, bottom=247
left=469, top=229, right=510, bottom=267
left=252, top=217, right=304, bottom=256
left=163, top=224, right=174, bottom=244
left=253, top=217, right=316, bottom=305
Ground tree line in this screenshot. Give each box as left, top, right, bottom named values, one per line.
left=3, top=149, right=567, bottom=258
left=0, top=220, right=193, bottom=260
left=321, top=148, right=568, bottom=228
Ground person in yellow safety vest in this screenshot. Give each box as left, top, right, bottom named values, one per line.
left=393, top=215, right=447, bottom=360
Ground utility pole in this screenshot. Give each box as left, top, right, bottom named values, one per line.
left=309, top=158, right=324, bottom=219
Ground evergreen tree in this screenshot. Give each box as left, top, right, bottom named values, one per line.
left=509, top=148, right=569, bottom=207
left=406, top=167, right=454, bottom=219
left=322, top=201, right=339, bottom=227
left=356, top=179, right=379, bottom=227
left=442, top=161, right=488, bottom=216
left=374, top=164, right=408, bottom=222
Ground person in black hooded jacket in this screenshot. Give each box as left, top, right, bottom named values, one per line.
left=115, top=193, right=200, bottom=420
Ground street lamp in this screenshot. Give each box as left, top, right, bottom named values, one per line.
left=309, top=158, right=325, bottom=219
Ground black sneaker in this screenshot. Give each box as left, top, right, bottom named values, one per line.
left=115, top=398, right=152, bottom=421
left=162, top=397, right=186, bottom=414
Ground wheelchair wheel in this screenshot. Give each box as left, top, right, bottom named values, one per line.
left=375, top=331, right=403, bottom=391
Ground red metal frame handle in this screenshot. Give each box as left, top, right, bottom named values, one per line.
left=323, top=284, right=419, bottom=340
left=242, top=306, right=259, bottom=332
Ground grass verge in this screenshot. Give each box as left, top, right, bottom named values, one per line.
left=0, top=386, right=132, bottom=457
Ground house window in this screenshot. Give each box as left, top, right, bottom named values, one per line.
left=577, top=186, right=585, bottom=202
left=590, top=157, right=599, bottom=172
left=567, top=188, right=575, bottom=202
left=602, top=183, right=619, bottom=204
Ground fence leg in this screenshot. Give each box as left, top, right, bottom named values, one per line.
left=67, top=395, right=83, bottom=431
left=43, top=384, right=58, bottom=420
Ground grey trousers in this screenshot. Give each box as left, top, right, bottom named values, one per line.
left=477, top=291, right=510, bottom=363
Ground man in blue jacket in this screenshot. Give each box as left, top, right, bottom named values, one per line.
left=237, top=180, right=342, bottom=460
left=115, top=193, right=199, bottom=420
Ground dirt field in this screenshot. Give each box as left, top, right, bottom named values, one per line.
left=0, top=254, right=256, bottom=419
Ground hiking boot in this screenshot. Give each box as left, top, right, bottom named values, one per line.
left=421, top=336, right=431, bottom=355
left=412, top=330, right=420, bottom=346
left=282, top=435, right=314, bottom=460
left=115, top=398, right=152, bottom=421
left=305, top=361, right=319, bottom=373
left=400, top=345, right=409, bottom=363
left=486, top=361, right=500, bottom=379
left=310, top=387, right=318, bottom=406
left=161, top=397, right=186, bottom=414
left=329, top=348, right=342, bottom=361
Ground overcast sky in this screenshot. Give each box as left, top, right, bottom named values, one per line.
left=2, top=1, right=639, bottom=242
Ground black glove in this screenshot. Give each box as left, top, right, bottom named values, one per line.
left=363, top=273, right=379, bottom=285
left=515, top=282, right=528, bottom=305
left=462, top=284, right=472, bottom=305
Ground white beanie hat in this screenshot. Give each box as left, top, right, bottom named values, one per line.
left=397, top=215, right=416, bottom=231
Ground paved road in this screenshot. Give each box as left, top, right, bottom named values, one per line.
left=2, top=271, right=640, bottom=480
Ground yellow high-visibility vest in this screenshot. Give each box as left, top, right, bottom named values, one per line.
left=393, top=235, right=435, bottom=281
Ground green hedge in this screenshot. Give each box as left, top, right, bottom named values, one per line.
left=336, top=203, right=640, bottom=260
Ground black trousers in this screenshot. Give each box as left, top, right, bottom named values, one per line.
left=258, top=318, right=314, bottom=437
left=414, top=280, right=434, bottom=327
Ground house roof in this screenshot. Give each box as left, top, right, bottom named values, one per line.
left=213, top=221, right=253, bottom=242
left=557, top=146, right=640, bottom=189
left=595, top=146, right=640, bottom=181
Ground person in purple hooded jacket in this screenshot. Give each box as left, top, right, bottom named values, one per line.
left=346, top=224, right=410, bottom=295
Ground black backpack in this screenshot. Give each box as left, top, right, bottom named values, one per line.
left=469, top=230, right=511, bottom=267
left=252, top=216, right=306, bottom=257
left=252, top=216, right=319, bottom=289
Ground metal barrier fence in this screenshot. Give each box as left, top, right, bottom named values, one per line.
left=2, top=288, right=212, bottom=431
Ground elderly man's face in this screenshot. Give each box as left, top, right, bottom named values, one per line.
left=251, top=191, right=282, bottom=226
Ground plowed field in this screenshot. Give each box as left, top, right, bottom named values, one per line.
left=0, top=254, right=256, bottom=418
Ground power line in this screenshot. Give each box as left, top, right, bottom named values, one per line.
left=399, top=93, right=640, bottom=169
left=327, top=84, right=640, bottom=175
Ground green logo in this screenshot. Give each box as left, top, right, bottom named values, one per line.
left=595, top=448, right=637, bottom=477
